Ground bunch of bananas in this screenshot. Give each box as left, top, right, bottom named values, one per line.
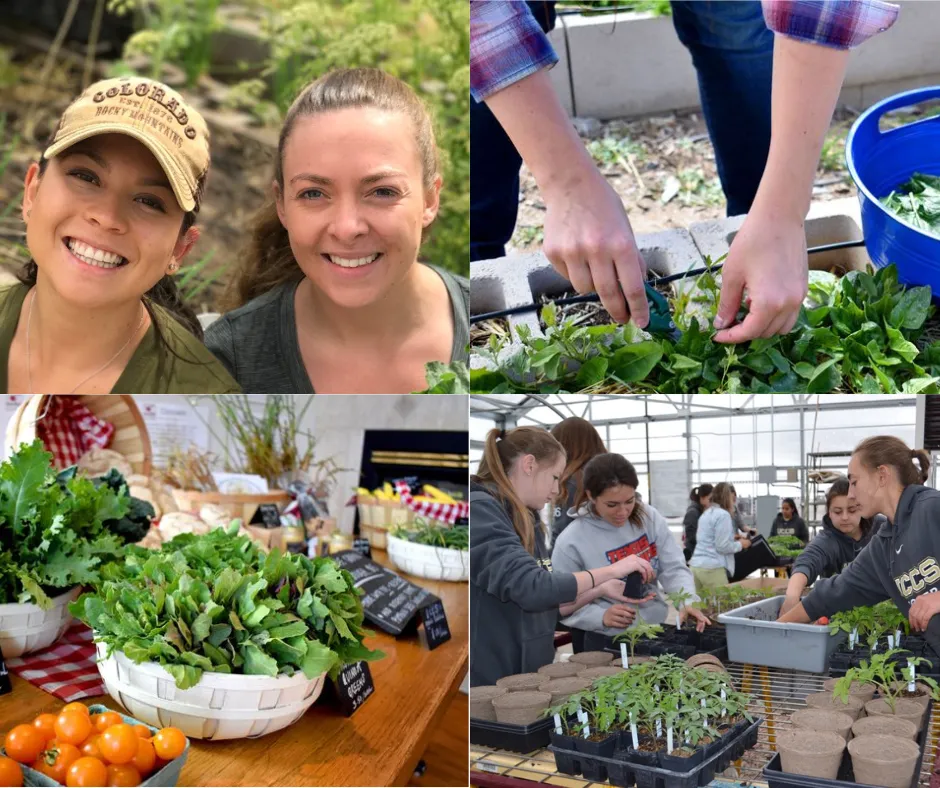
left=356, top=483, right=458, bottom=504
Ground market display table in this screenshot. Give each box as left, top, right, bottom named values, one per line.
left=0, top=548, right=468, bottom=787
left=470, top=664, right=940, bottom=788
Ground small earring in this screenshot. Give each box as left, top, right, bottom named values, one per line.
left=168, top=262, right=178, bottom=273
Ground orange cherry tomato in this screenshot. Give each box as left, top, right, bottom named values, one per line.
left=129, top=739, right=156, bottom=778
left=151, top=728, right=186, bottom=761
left=80, top=734, right=104, bottom=760
left=4, top=725, right=45, bottom=764
left=132, top=727, right=150, bottom=740
left=106, top=764, right=141, bottom=787
left=99, top=725, right=139, bottom=765
left=34, top=743, right=81, bottom=784
left=93, top=712, right=123, bottom=735
left=61, top=703, right=90, bottom=717
left=55, top=712, right=93, bottom=746
left=0, top=756, right=23, bottom=787
left=32, top=714, right=58, bottom=744
left=66, top=756, right=108, bottom=787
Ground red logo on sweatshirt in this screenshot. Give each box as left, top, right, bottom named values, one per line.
left=606, top=534, right=658, bottom=564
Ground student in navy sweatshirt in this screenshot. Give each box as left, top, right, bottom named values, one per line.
left=780, top=477, right=886, bottom=615
left=778, top=436, right=940, bottom=658
left=470, top=427, right=655, bottom=685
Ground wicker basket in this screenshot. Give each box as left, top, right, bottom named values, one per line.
left=357, top=494, right=454, bottom=550
left=4, top=395, right=152, bottom=475
left=171, top=489, right=291, bottom=524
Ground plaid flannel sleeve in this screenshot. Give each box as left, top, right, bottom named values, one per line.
left=762, top=0, right=899, bottom=49
left=470, top=0, right=559, bottom=102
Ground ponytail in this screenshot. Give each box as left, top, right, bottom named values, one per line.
left=473, top=427, right=565, bottom=555
left=690, top=483, right=714, bottom=505
left=854, top=436, right=932, bottom=487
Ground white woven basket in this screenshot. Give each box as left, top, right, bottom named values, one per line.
left=0, top=587, right=81, bottom=658
left=386, top=534, right=469, bottom=582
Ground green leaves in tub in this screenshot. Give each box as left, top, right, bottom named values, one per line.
left=71, top=527, right=383, bottom=689
left=881, top=172, right=940, bottom=237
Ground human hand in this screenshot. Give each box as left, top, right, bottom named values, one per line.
left=541, top=170, right=649, bottom=327
left=739, top=538, right=752, bottom=550
left=909, top=592, right=940, bottom=632
left=611, top=555, right=656, bottom=584
left=779, top=594, right=801, bottom=617
left=603, top=603, right=638, bottom=629
left=680, top=606, right=711, bottom=633
left=713, top=212, right=808, bottom=343
left=599, top=579, right=656, bottom=606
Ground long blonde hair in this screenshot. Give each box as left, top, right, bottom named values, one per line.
left=711, top=482, right=735, bottom=514
left=550, top=417, right=606, bottom=510
left=226, top=67, right=440, bottom=309
left=472, top=427, right=565, bottom=555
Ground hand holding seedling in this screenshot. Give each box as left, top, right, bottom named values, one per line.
left=600, top=578, right=656, bottom=606
left=908, top=591, right=940, bottom=632
left=679, top=606, right=711, bottom=633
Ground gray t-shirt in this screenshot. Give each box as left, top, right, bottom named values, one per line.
left=205, top=265, right=469, bottom=393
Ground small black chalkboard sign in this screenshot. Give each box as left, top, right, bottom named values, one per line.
left=250, top=503, right=281, bottom=528
left=419, top=599, right=451, bottom=651
left=0, top=644, right=11, bottom=696
left=331, top=550, right=446, bottom=646
left=328, top=660, right=375, bottom=716
left=352, top=538, right=372, bottom=558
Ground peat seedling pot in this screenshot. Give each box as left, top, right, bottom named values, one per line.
left=890, top=680, right=933, bottom=710
left=496, top=673, right=545, bottom=692
left=686, top=653, right=724, bottom=670
left=549, top=730, right=583, bottom=775
left=852, top=713, right=917, bottom=740
left=776, top=729, right=846, bottom=780
left=848, top=733, right=921, bottom=788
left=569, top=651, right=615, bottom=667
left=790, top=708, right=855, bottom=741
left=805, top=691, right=865, bottom=720
left=537, top=661, right=583, bottom=679
left=538, top=677, right=590, bottom=706
left=659, top=747, right=704, bottom=773
left=864, top=697, right=925, bottom=734
left=492, top=690, right=551, bottom=725
left=578, top=665, right=625, bottom=680
left=823, top=678, right=877, bottom=703
left=469, top=685, right=506, bottom=721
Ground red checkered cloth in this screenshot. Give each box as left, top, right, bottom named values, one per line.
left=36, top=396, right=115, bottom=468
left=394, top=481, right=469, bottom=525
left=4, top=622, right=104, bottom=702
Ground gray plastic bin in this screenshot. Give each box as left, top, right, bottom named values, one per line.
left=717, top=595, right=846, bottom=673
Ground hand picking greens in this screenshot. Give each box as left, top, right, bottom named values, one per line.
left=70, top=526, right=383, bottom=689
left=0, top=441, right=132, bottom=608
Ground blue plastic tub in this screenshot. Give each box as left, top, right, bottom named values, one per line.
left=1, top=704, right=189, bottom=787
left=846, top=86, right=940, bottom=290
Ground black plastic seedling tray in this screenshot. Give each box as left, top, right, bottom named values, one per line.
left=549, top=717, right=762, bottom=788
left=594, top=625, right=728, bottom=662
left=470, top=715, right=557, bottom=753
left=762, top=701, right=929, bottom=788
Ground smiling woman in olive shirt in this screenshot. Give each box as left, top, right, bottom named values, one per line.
left=206, top=68, right=469, bottom=394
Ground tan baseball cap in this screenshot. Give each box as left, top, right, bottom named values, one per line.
left=43, top=77, right=210, bottom=212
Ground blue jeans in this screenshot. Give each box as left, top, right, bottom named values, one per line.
left=470, top=0, right=774, bottom=261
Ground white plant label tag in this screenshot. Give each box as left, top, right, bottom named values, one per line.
left=554, top=714, right=563, bottom=735
left=621, top=643, right=629, bottom=669
left=721, top=688, right=726, bottom=716
left=630, top=720, right=639, bottom=750
left=583, top=723, right=591, bottom=738
left=667, top=727, right=674, bottom=754
left=909, top=660, right=916, bottom=692
left=851, top=627, right=858, bottom=649
left=655, top=718, right=662, bottom=738
left=888, top=634, right=895, bottom=649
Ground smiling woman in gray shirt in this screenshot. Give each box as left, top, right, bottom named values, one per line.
left=206, top=68, right=469, bottom=394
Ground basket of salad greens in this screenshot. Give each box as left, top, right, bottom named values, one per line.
left=387, top=518, right=469, bottom=582
left=71, top=526, right=383, bottom=740
left=0, top=441, right=147, bottom=657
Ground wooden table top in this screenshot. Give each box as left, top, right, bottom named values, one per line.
left=0, top=549, right=469, bottom=787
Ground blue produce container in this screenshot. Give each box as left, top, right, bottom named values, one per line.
left=2, top=704, right=189, bottom=787
left=846, top=86, right=940, bottom=290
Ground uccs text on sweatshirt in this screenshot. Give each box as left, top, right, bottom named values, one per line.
left=792, top=514, right=887, bottom=584
left=552, top=503, right=697, bottom=637
left=803, top=485, right=940, bottom=656
left=469, top=482, right=578, bottom=685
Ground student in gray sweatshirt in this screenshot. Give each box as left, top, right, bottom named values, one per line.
left=780, top=477, right=886, bottom=615
left=770, top=498, right=810, bottom=544
left=553, top=453, right=709, bottom=640
left=549, top=417, right=607, bottom=547
left=779, top=436, right=940, bottom=658
left=470, top=427, right=655, bottom=686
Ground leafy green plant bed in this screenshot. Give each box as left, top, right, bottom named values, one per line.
left=70, top=526, right=383, bottom=689
left=390, top=518, right=468, bottom=550
left=471, top=263, right=940, bottom=394
left=881, top=172, right=940, bottom=238
left=695, top=585, right=779, bottom=622
left=768, top=535, right=805, bottom=558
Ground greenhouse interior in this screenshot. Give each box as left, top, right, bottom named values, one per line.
left=469, top=394, right=940, bottom=788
